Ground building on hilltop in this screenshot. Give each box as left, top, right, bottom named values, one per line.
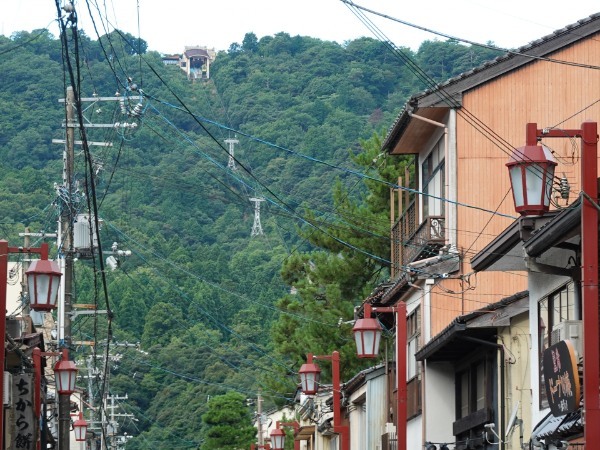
left=161, top=45, right=217, bottom=80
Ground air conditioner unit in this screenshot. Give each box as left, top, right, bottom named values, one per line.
left=551, top=320, right=583, bottom=358
left=3, top=372, right=12, bottom=407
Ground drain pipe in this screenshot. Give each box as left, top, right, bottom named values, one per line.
left=459, top=335, right=506, bottom=450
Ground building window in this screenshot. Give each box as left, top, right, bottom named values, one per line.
left=407, top=306, right=421, bottom=380
left=538, top=281, right=578, bottom=408
left=406, top=306, right=421, bottom=418
left=456, top=359, right=488, bottom=419
left=422, top=138, right=445, bottom=219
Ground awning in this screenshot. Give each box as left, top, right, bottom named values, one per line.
left=296, top=425, right=315, bottom=440
left=532, top=409, right=582, bottom=441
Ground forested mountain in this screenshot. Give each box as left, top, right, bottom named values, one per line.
left=0, top=28, right=502, bottom=449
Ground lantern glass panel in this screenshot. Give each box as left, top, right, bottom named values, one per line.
left=544, top=166, right=556, bottom=207
left=56, top=370, right=76, bottom=394
left=74, top=423, right=87, bottom=441
left=525, top=163, right=544, bottom=207
left=509, top=166, right=524, bottom=208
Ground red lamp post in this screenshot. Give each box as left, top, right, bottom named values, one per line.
left=33, top=348, right=62, bottom=450
left=507, top=122, right=599, bottom=446
left=299, top=352, right=349, bottom=450
left=73, top=412, right=88, bottom=442
left=352, top=302, right=407, bottom=450
left=269, top=421, right=300, bottom=450
left=0, top=241, right=62, bottom=447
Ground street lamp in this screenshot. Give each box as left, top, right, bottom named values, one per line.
left=269, top=428, right=285, bottom=450
left=269, top=421, right=299, bottom=450
left=0, top=241, right=62, bottom=447
left=26, top=257, right=62, bottom=311
left=55, top=346, right=77, bottom=450
left=352, top=302, right=407, bottom=450
left=73, top=412, right=88, bottom=442
left=298, top=354, right=321, bottom=395
left=507, top=122, right=599, bottom=446
left=353, top=310, right=382, bottom=358
left=299, top=352, right=349, bottom=450
left=54, top=349, right=78, bottom=394
left=506, top=142, right=557, bottom=216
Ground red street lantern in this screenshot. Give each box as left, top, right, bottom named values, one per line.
left=353, top=312, right=382, bottom=358
left=270, top=427, right=285, bottom=450
left=506, top=144, right=557, bottom=216
left=26, top=258, right=62, bottom=311
left=73, top=412, right=88, bottom=442
left=54, top=349, right=77, bottom=395
left=298, top=354, right=320, bottom=395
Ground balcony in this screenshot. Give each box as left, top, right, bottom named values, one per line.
left=381, top=431, right=397, bottom=450
left=391, top=199, right=445, bottom=279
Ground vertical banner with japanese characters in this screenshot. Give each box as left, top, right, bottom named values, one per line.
left=543, top=339, right=581, bottom=417
left=11, top=374, right=36, bottom=450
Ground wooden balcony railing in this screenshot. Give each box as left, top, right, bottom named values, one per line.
left=391, top=199, right=445, bottom=279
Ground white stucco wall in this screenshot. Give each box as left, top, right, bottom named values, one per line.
left=423, top=361, right=455, bottom=445
left=500, top=313, right=532, bottom=450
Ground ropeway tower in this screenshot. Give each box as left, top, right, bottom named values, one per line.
left=249, top=197, right=265, bottom=236
left=225, top=137, right=239, bottom=170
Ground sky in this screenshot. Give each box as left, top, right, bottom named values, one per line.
left=1, top=0, right=599, bottom=55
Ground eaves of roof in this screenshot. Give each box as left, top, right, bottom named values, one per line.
left=344, top=364, right=386, bottom=394
left=382, top=13, right=600, bottom=151
left=524, top=200, right=581, bottom=257
left=470, top=211, right=562, bottom=272
left=415, top=291, right=528, bottom=361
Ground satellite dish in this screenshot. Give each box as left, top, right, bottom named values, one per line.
left=506, top=401, right=520, bottom=438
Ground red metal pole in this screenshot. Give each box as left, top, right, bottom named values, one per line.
left=580, top=121, right=599, bottom=444
left=33, top=348, right=42, bottom=450
left=371, top=304, right=407, bottom=450
left=310, top=352, right=349, bottom=450
left=526, top=122, right=599, bottom=445
left=396, top=302, right=407, bottom=450
left=330, top=351, right=349, bottom=450
left=0, top=240, right=8, bottom=449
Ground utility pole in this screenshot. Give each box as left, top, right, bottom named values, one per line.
left=55, top=87, right=141, bottom=450
left=225, top=137, right=239, bottom=170
left=257, top=390, right=263, bottom=446
left=22, top=228, right=30, bottom=317
left=58, top=85, right=76, bottom=450
left=249, top=198, right=265, bottom=236
left=106, top=394, right=134, bottom=450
